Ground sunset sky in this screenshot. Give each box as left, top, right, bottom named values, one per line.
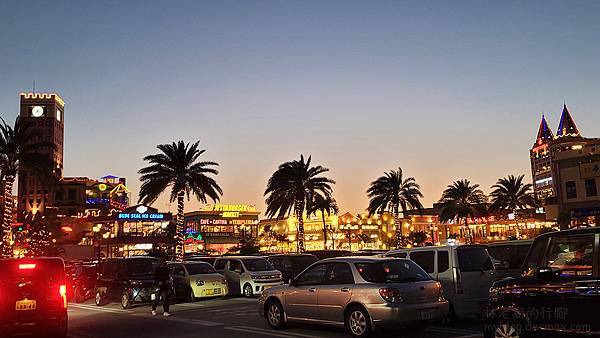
left=1, top=1, right=599, bottom=215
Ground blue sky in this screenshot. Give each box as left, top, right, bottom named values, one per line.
left=1, top=0, right=599, bottom=213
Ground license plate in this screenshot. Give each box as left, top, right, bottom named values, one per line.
left=419, top=309, right=432, bottom=320
left=214, top=288, right=222, bottom=294
left=15, top=299, right=36, bottom=311
left=206, top=288, right=221, bottom=296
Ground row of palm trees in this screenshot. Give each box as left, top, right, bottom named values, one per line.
left=0, top=114, right=539, bottom=258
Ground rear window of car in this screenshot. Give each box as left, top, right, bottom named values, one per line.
left=125, top=259, right=159, bottom=277
left=409, top=251, right=435, bottom=273
left=242, top=258, right=275, bottom=272
left=0, top=259, right=65, bottom=282
left=354, top=260, right=431, bottom=283
left=185, top=263, right=216, bottom=274
left=457, top=246, right=493, bottom=272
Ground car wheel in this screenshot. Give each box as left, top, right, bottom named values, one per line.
left=266, top=299, right=286, bottom=329
left=243, top=283, right=253, bottom=298
left=345, top=306, right=372, bottom=337
left=485, top=320, right=523, bottom=338
left=121, top=292, right=131, bottom=309
left=95, top=291, right=105, bottom=306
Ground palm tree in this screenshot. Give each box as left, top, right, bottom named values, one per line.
left=0, top=116, right=57, bottom=257
left=367, top=167, right=423, bottom=248
left=307, top=193, right=339, bottom=250
left=489, top=174, right=538, bottom=212
left=489, top=174, right=539, bottom=237
left=264, top=155, right=335, bottom=253
left=138, top=141, right=222, bottom=261
left=438, top=179, right=488, bottom=244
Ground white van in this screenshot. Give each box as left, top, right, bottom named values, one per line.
left=385, top=245, right=496, bottom=318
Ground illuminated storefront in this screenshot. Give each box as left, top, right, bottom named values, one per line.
left=184, top=204, right=260, bottom=254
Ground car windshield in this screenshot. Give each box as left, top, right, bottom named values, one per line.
left=354, top=260, right=431, bottom=283
left=125, top=259, right=159, bottom=276
left=185, top=263, right=216, bottom=275
left=242, top=258, right=274, bottom=271
left=457, top=247, right=494, bottom=272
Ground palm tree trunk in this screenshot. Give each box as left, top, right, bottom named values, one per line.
left=464, top=217, right=472, bottom=244
left=321, top=212, right=327, bottom=250
left=1, top=175, right=15, bottom=258
left=175, top=190, right=185, bottom=261
left=394, top=205, right=402, bottom=249
left=295, top=201, right=305, bottom=253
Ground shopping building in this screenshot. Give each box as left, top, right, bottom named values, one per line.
left=184, top=204, right=260, bottom=254
left=530, top=104, right=600, bottom=224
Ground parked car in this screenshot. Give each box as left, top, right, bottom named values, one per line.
left=184, top=256, right=216, bottom=266
left=167, top=261, right=229, bottom=300
left=258, top=257, right=449, bottom=337
left=354, top=250, right=388, bottom=256
left=267, top=253, right=319, bottom=284
left=65, top=263, right=98, bottom=303
left=484, top=228, right=599, bottom=338
left=213, top=257, right=230, bottom=274
left=486, top=239, right=533, bottom=280
left=223, top=256, right=283, bottom=297
left=386, top=244, right=496, bottom=318
left=307, top=250, right=352, bottom=260
left=0, top=257, right=68, bottom=338
left=94, top=257, right=160, bottom=309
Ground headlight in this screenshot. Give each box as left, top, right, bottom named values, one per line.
left=251, top=275, right=258, bottom=280
left=196, top=280, right=205, bottom=286
left=437, top=283, right=445, bottom=301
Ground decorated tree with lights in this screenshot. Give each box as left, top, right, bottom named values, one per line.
left=0, top=116, right=58, bottom=257
left=138, top=141, right=222, bottom=261
left=367, top=167, right=423, bottom=249
left=264, top=155, right=335, bottom=253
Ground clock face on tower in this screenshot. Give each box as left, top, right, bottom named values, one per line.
left=31, top=106, right=45, bottom=117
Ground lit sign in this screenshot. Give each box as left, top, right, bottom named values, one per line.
left=98, top=184, right=107, bottom=191
left=117, top=213, right=171, bottom=221
left=202, top=204, right=256, bottom=212
left=221, top=211, right=240, bottom=218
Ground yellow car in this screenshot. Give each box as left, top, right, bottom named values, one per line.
left=168, top=261, right=229, bottom=301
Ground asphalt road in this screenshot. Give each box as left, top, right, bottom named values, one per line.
left=67, top=297, right=483, bottom=338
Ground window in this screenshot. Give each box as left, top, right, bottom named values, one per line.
left=456, top=246, right=493, bottom=272
left=229, top=260, right=244, bottom=273
left=214, top=259, right=228, bottom=270
left=295, top=264, right=327, bottom=286
left=242, top=258, right=274, bottom=272
left=566, top=181, right=577, bottom=199
left=545, top=234, right=594, bottom=276
left=437, top=250, right=449, bottom=272
left=170, top=264, right=186, bottom=276
left=67, top=188, right=76, bottom=201
left=410, top=251, right=435, bottom=273
left=354, top=260, right=430, bottom=283
left=515, top=244, right=532, bottom=270
left=324, top=263, right=354, bottom=285
left=487, top=245, right=512, bottom=270
left=585, top=179, right=597, bottom=197
left=185, top=263, right=216, bottom=275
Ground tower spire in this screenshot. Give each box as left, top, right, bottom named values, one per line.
left=534, top=113, right=554, bottom=146
left=556, top=103, right=581, bottom=138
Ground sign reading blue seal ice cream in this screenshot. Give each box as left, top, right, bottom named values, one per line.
left=116, top=204, right=172, bottom=221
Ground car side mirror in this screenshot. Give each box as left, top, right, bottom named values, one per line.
left=536, top=266, right=560, bottom=283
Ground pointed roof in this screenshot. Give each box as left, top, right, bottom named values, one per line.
left=556, top=104, right=581, bottom=138
left=534, top=114, right=554, bottom=146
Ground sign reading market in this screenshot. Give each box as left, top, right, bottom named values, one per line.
left=117, top=204, right=172, bottom=222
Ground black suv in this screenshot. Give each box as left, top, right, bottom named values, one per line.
left=484, top=228, right=599, bottom=337
left=0, top=257, right=68, bottom=337
left=94, top=257, right=160, bottom=309
left=267, top=253, right=318, bottom=284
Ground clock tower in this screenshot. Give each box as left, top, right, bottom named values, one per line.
left=17, top=92, right=65, bottom=218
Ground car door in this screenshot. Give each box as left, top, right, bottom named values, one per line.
left=224, top=260, right=243, bottom=294
left=317, top=262, right=355, bottom=323
left=531, top=232, right=599, bottom=332
left=285, top=263, right=328, bottom=320
left=169, top=264, right=188, bottom=298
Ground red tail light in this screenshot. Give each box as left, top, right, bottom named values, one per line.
left=19, top=263, right=36, bottom=270
left=379, top=288, right=404, bottom=303
left=59, top=284, right=67, bottom=308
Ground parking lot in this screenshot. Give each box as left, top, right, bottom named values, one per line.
left=67, top=297, right=483, bottom=338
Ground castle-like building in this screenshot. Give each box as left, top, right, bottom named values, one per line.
left=530, top=104, right=600, bottom=224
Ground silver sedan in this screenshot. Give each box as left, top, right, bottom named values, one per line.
left=258, top=256, right=449, bottom=337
